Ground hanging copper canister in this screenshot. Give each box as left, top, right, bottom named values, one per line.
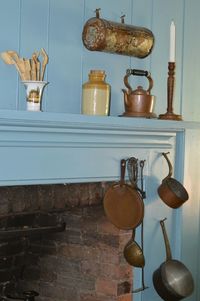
left=82, top=9, right=154, bottom=58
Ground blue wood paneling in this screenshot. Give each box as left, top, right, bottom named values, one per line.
left=182, top=0, right=200, bottom=121
left=18, top=0, right=50, bottom=110
left=0, top=0, right=199, bottom=120
left=0, top=1, right=200, bottom=301
left=150, top=0, right=184, bottom=117
left=47, top=0, right=84, bottom=113
left=0, top=0, right=21, bottom=110
left=180, top=129, right=200, bottom=301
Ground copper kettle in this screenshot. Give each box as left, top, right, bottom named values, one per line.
left=122, top=69, right=156, bottom=118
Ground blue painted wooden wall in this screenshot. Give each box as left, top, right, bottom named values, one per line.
left=0, top=1, right=199, bottom=301
left=0, top=0, right=199, bottom=122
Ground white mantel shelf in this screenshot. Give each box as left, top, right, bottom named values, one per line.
left=0, top=109, right=200, bottom=186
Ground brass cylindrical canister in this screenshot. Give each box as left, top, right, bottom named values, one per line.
left=82, top=70, right=110, bottom=116
left=82, top=16, right=154, bottom=58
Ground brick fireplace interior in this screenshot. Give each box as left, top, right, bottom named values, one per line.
left=0, top=183, right=133, bottom=301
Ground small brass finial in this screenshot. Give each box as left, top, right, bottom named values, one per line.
left=120, top=14, right=125, bottom=24
left=95, top=8, right=101, bottom=18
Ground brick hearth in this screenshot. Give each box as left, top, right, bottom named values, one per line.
left=0, top=183, right=133, bottom=301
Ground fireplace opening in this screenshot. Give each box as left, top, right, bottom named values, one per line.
left=0, top=183, right=133, bottom=301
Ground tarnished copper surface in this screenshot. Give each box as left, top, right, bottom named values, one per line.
left=103, top=159, right=144, bottom=230
left=122, top=69, right=156, bottom=117
left=153, top=219, right=194, bottom=300
left=157, top=152, right=189, bottom=209
left=82, top=13, right=154, bottom=58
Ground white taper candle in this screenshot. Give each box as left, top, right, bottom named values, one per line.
left=169, top=20, right=176, bottom=62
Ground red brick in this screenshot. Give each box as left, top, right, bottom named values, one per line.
left=0, top=182, right=134, bottom=301
left=59, top=243, right=85, bottom=260
left=81, top=259, right=100, bottom=277
left=118, top=264, right=132, bottom=280
left=119, top=232, right=132, bottom=250
left=99, top=244, right=120, bottom=264
left=65, top=183, right=103, bottom=207
left=99, top=263, right=120, bottom=280
left=39, top=282, right=78, bottom=300
left=117, top=293, right=132, bottom=301
left=80, top=292, right=116, bottom=301
left=96, top=278, right=118, bottom=296
left=82, top=245, right=101, bottom=261
left=60, top=243, right=103, bottom=263
left=97, top=218, right=120, bottom=235
left=117, top=281, right=132, bottom=295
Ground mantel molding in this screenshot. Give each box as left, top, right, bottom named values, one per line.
left=1, top=110, right=200, bottom=131
left=0, top=110, right=199, bottom=186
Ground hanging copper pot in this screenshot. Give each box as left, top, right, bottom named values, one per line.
left=157, top=152, right=189, bottom=209
left=153, top=219, right=194, bottom=301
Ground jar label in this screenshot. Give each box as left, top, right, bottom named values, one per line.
left=82, top=88, right=110, bottom=115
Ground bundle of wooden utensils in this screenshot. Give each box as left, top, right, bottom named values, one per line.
left=1, top=49, right=49, bottom=81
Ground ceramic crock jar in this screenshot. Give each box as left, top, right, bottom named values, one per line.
left=82, top=70, right=111, bottom=115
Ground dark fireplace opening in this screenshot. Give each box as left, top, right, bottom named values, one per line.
left=0, top=183, right=133, bottom=301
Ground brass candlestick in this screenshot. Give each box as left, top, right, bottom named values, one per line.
left=159, top=62, right=182, bottom=121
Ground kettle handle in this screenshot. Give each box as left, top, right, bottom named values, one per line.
left=124, top=69, right=153, bottom=94
left=132, top=69, right=149, bottom=77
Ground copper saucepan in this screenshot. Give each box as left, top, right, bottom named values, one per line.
left=153, top=218, right=194, bottom=301
left=157, top=152, right=189, bottom=209
left=103, top=159, right=144, bottom=230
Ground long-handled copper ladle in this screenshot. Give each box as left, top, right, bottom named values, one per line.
left=132, top=159, right=148, bottom=293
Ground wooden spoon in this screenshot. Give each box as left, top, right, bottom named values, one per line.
left=40, top=48, right=49, bottom=81
left=1, top=51, right=25, bottom=80
left=1, top=51, right=14, bottom=64
left=32, top=51, right=40, bottom=81
left=7, top=51, right=26, bottom=80
left=31, top=57, right=37, bottom=81
left=24, top=58, right=31, bottom=80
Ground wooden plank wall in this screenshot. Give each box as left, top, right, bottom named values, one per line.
left=0, top=1, right=199, bottom=301
left=0, top=0, right=198, bottom=122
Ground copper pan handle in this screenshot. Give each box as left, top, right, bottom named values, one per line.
left=162, top=152, right=173, bottom=181
left=160, top=218, right=172, bottom=261
left=120, top=159, right=126, bottom=185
